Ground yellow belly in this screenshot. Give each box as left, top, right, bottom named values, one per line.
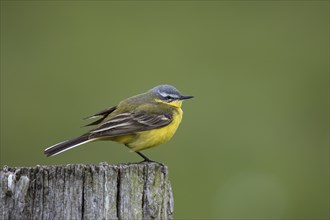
left=127, top=108, right=183, bottom=152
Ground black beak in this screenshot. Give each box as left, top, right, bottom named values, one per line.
left=179, top=95, right=194, bottom=100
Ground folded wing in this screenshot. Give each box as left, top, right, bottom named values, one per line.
left=89, top=111, right=172, bottom=138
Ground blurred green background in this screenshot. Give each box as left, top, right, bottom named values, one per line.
left=1, top=1, right=329, bottom=219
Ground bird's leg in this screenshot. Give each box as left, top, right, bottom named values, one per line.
left=136, top=151, right=154, bottom=162
left=125, top=144, right=154, bottom=162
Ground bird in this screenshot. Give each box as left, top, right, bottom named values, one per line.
left=44, top=84, right=193, bottom=161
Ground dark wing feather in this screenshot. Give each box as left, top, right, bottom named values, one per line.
left=89, top=111, right=172, bottom=138
left=83, top=106, right=117, bottom=126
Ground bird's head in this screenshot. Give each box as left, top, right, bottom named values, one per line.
left=150, top=84, right=193, bottom=107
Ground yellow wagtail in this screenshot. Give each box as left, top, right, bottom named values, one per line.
left=44, top=84, right=193, bottom=161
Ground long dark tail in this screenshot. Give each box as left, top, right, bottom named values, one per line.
left=44, top=135, right=93, bottom=157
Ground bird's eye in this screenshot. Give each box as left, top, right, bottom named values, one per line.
left=166, top=96, right=173, bottom=101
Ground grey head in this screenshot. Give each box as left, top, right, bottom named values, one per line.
left=149, top=84, right=193, bottom=102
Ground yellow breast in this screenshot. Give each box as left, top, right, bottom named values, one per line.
left=128, top=107, right=183, bottom=152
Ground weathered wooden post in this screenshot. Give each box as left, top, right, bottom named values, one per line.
left=0, top=162, right=174, bottom=220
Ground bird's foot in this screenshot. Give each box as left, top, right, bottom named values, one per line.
left=140, top=158, right=155, bottom=163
